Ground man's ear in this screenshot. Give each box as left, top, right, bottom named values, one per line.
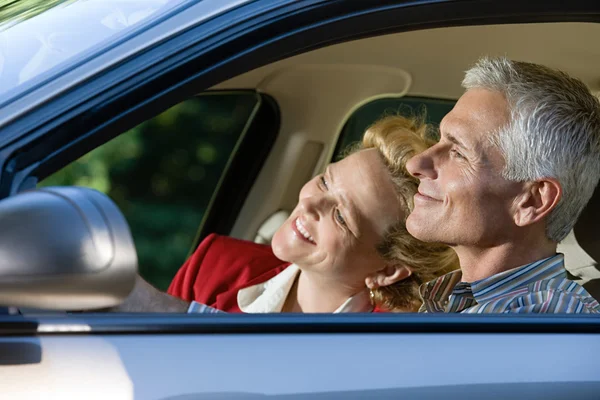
left=366, top=264, right=412, bottom=289
left=513, top=178, right=562, bottom=227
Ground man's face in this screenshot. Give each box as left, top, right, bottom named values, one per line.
left=405, top=88, right=526, bottom=247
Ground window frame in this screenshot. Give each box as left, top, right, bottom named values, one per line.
left=3, top=313, right=600, bottom=335
left=189, top=91, right=280, bottom=253
left=0, top=0, right=597, bottom=328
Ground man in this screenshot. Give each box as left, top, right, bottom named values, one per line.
left=406, top=57, right=600, bottom=313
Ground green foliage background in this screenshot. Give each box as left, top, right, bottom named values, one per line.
left=0, top=0, right=76, bottom=30
left=40, top=94, right=259, bottom=290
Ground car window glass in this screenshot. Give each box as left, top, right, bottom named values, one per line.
left=0, top=0, right=189, bottom=102
left=333, top=97, right=456, bottom=160
left=39, top=92, right=260, bottom=290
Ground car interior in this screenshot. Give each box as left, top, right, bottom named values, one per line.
left=33, top=20, right=600, bottom=307
left=211, top=22, right=600, bottom=300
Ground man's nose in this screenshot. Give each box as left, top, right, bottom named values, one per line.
left=406, top=147, right=437, bottom=180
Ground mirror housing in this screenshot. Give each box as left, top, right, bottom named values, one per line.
left=0, top=187, right=137, bottom=310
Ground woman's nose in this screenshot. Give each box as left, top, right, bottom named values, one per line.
left=299, top=194, right=332, bottom=221
left=406, top=147, right=437, bottom=180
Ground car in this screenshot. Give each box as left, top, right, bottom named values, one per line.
left=1, top=0, right=600, bottom=398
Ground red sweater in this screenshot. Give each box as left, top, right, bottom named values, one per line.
left=168, top=233, right=291, bottom=312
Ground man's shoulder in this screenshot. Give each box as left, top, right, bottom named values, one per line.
left=507, top=276, right=600, bottom=313
left=525, top=275, right=594, bottom=296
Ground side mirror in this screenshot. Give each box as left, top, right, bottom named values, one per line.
left=0, top=187, right=137, bottom=310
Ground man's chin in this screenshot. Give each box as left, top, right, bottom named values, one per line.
left=406, top=215, right=440, bottom=243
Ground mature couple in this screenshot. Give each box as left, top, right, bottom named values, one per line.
left=118, top=57, right=600, bottom=314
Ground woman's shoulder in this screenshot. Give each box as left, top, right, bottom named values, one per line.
left=201, top=233, right=281, bottom=262
left=167, top=233, right=290, bottom=302
left=195, top=233, right=288, bottom=274
left=205, top=233, right=276, bottom=253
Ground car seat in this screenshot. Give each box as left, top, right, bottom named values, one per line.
left=561, top=183, right=600, bottom=301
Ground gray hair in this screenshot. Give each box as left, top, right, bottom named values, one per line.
left=462, top=57, right=600, bottom=242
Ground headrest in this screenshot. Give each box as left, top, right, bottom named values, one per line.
left=254, top=210, right=290, bottom=244
left=574, top=182, right=600, bottom=263
left=560, top=183, right=600, bottom=299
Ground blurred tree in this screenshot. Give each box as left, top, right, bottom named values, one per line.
left=0, top=0, right=76, bottom=29
left=40, top=93, right=260, bottom=290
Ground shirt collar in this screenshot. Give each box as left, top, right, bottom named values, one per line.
left=419, top=268, right=463, bottom=312
left=420, top=253, right=566, bottom=310
left=237, top=264, right=373, bottom=313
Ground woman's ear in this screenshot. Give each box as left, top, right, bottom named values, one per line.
left=366, top=264, right=412, bottom=289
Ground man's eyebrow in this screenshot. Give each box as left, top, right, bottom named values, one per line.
left=445, top=132, right=471, bottom=152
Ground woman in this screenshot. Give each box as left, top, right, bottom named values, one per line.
left=166, top=114, right=458, bottom=313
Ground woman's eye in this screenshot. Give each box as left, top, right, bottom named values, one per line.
left=335, top=209, right=347, bottom=226
left=320, top=176, right=329, bottom=190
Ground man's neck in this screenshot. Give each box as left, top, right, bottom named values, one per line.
left=282, top=270, right=363, bottom=313
left=454, top=239, right=557, bottom=283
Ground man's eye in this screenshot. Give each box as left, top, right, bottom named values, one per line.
left=335, top=209, right=347, bottom=226
left=450, top=148, right=466, bottom=159
left=320, top=176, right=329, bottom=190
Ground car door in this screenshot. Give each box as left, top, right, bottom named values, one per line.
left=1, top=1, right=600, bottom=399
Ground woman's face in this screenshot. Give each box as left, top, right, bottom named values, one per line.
left=271, top=149, right=403, bottom=288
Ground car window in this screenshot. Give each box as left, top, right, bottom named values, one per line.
left=39, top=92, right=261, bottom=290
left=0, top=0, right=190, bottom=103
left=333, top=97, right=456, bottom=160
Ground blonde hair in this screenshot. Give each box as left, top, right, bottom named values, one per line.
left=345, top=115, right=459, bottom=312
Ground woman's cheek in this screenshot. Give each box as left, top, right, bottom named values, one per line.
left=321, top=234, right=349, bottom=261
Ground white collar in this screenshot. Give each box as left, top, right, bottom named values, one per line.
left=237, top=264, right=373, bottom=313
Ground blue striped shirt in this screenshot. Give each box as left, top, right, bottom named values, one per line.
left=419, top=254, right=600, bottom=313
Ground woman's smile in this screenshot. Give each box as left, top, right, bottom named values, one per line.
left=293, top=217, right=316, bottom=245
